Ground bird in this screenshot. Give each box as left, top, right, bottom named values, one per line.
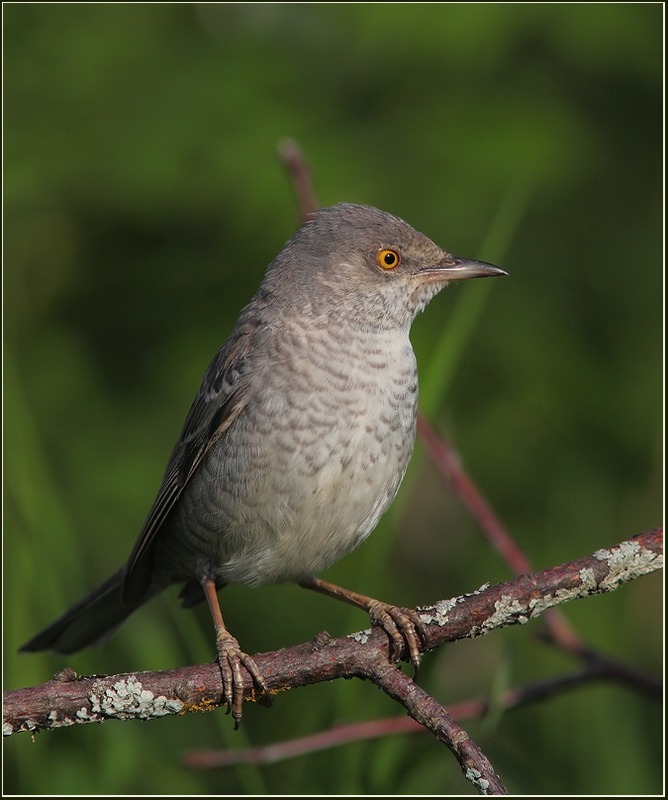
left=21, top=203, right=506, bottom=725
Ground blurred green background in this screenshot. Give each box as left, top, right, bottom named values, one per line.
left=4, top=4, right=662, bottom=795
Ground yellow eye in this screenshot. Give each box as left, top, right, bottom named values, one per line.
left=377, top=248, right=400, bottom=270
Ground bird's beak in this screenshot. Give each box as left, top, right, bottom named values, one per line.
left=422, top=255, right=507, bottom=282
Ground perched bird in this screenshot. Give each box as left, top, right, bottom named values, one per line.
left=21, top=203, right=505, bottom=725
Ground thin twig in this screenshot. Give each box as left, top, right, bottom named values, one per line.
left=184, top=716, right=421, bottom=768
left=182, top=663, right=639, bottom=769
left=277, top=138, right=320, bottom=219
left=418, top=414, right=608, bottom=654
left=366, top=656, right=507, bottom=795
left=417, top=414, right=532, bottom=575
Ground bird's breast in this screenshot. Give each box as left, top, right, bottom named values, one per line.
left=170, top=322, right=419, bottom=586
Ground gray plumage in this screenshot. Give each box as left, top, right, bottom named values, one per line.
left=21, top=203, right=504, bottom=662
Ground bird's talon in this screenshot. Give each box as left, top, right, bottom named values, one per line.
left=214, top=630, right=268, bottom=726
left=367, top=602, right=426, bottom=675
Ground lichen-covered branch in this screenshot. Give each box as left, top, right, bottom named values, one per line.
left=4, top=528, right=661, bottom=743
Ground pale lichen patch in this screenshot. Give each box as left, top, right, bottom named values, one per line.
left=578, top=567, right=597, bottom=590
left=5, top=718, right=39, bottom=736
left=88, top=676, right=184, bottom=721
left=347, top=628, right=372, bottom=645
left=594, top=540, right=662, bottom=590
left=75, top=706, right=101, bottom=723
left=477, top=595, right=529, bottom=636
left=43, top=709, right=80, bottom=730
left=419, top=596, right=463, bottom=626
left=465, top=767, right=490, bottom=793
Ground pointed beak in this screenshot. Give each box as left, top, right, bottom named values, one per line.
left=421, top=255, right=507, bottom=282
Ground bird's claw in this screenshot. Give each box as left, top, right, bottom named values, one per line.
left=367, top=601, right=427, bottom=678
left=215, top=631, right=270, bottom=727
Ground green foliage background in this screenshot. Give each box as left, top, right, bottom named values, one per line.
left=4, top=4, right=662, bottom=795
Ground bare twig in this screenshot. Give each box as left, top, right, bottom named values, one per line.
left=183, top=660, right=659, bottom=769
left=366, top=656, right=508, bottom=795
left=417, top=415, right=533, bottom=575
left=277, top=138, right=319, bottom=219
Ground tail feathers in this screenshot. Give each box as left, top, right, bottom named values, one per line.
left=20, top=568, right=156, bottom=655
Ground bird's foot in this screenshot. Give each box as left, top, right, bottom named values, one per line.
left=214, top=630, right=270, bottom=728
left=299, top=577, right=428, bottom=678
left=366, top=600, right=428, bottom=678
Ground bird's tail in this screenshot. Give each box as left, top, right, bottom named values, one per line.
left=20, top=568, right=156, bottom=654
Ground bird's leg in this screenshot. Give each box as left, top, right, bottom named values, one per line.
left=201, top=578, right=269, bottom=727
left=299, top=577, right=427, bottom=677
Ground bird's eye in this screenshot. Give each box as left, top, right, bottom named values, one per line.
left=377, top=248, right=400, bottom=270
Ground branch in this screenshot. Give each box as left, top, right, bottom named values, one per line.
left=364, top=655, right=508, bottom=794
left=182, top=665, right=636, bottom=769
left=416, top=414, right=664, bottom=696
left=417, top=414, right=582, bottom=652
left=417, top=414, right=532, bottom=575
left=5, top=529, right=661, bottom=740
left=277, top=138, right=319, bottom=218
left=8, top=140, right=660, bottom=794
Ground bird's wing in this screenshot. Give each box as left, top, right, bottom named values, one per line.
left=121, top=326, right=253, bottom=604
